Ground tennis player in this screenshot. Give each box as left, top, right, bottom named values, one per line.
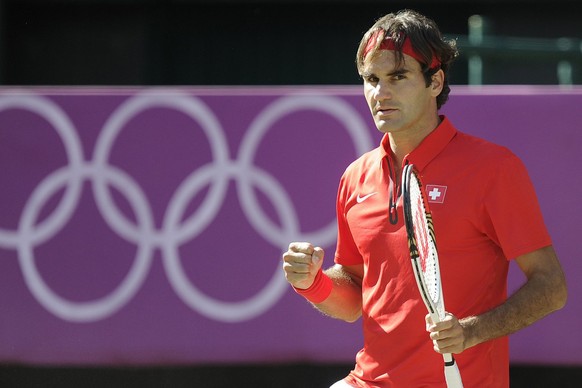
left=282, top=9, right=567, bottom=387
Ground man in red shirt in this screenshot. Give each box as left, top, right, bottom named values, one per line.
left=282, top=9, right=567, bottom=388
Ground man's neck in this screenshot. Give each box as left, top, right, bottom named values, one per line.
left=388, top=115, right=441, bottom=166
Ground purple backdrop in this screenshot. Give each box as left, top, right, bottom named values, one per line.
left=0, top=86, right=580, bottom=366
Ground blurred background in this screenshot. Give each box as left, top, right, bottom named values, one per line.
left=1, top=0, right=581, bottom=86
left=1, top=0, right=581, bottom=387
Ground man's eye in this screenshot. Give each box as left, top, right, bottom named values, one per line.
left=366, top=76, right=379, bottom=83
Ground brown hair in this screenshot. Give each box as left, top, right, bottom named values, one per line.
left=356, top=9, right=459, bottom=109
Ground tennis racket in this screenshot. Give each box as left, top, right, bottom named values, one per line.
left=402, top=164, right=463, bottom=388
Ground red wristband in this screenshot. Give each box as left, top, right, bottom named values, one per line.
left=293, top=269, right=333, bottom=304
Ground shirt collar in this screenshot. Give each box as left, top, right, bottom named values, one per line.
left=377, top=115, right=457, bottom=171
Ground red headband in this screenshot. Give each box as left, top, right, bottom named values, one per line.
left=363, top=29, right=441, bottom=69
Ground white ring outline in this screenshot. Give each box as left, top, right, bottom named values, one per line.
left=18, top=164, right=155, bottom=322
left=93, top=91, right=230, bottom=246
left=237, top=95, right=373, bottom=245
left=0, top=94, right=84, bottom=248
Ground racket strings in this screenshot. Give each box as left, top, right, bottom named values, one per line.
left=410, top=177, right=441, bottom=308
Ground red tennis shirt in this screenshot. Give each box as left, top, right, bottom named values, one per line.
left=334, top=116, right=551, bottom=387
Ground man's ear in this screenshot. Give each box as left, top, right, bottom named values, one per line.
left=430, top=69, right=445, bottom=96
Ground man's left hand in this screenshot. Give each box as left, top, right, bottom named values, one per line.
left=426, top=313, right=466, bottom=354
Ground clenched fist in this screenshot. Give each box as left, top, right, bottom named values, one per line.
left=282, top=242, right=325, bottom=290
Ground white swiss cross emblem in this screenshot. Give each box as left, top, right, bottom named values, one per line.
left=425, top=185, right=447, bottom=204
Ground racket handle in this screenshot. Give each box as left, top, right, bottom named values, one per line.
left=443, top=353, right=464, bottom=388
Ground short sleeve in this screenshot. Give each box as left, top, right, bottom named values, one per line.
left=482, top=153, right=552, bottom=259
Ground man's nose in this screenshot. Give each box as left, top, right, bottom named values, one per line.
left=373, top=81, right=392, bottom=101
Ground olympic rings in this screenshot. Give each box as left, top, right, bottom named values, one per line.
left=0, top=89, right=373, bottom=323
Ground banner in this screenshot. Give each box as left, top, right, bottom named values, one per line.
left=0, top=86, right=580, bottom=365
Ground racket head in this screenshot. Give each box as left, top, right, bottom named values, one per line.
left=402, top=164, right=445, bottom=322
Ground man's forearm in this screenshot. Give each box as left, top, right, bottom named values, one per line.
left=310, top=266, right=363, bottom=323
left=460, top=268, right=567, bottom=350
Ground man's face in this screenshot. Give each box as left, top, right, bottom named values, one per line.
left=361, top=50, right=441, bottom=136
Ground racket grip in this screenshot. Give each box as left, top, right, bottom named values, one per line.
left=443, top=353, right=463, bottom=388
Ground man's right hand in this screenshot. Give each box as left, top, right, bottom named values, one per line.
left=282, top=242, right=325, bottom=290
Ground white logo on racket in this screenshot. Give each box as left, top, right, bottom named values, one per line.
left=413, top=198, right=430, bottom=273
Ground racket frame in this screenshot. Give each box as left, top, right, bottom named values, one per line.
left=402, top=164, right=464, bottom=388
